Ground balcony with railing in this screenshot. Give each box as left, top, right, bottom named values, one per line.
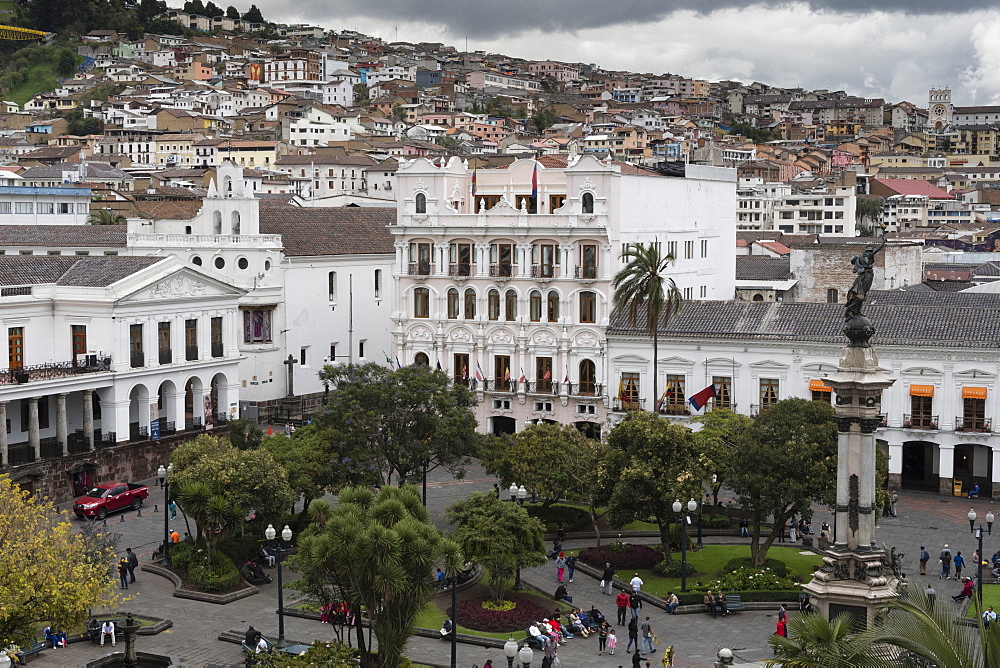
left=484, top=379, right=518, bottom=393
left=612, top=398, right=645, bottom=412
left=569, top=382, right=603, bottom=397
left=530, top=264, right=557, bottom=279
left=658, top=403, right=691, bottom=416
left=158, top=348, right=172, bottom=364
left=956, top=416, right=992, bottom=433
left=448, top=263, right=474, bottom=278
left=0, top=356, right=112, bottom=386
left=186, top=345, right=198, bottom=361
left=184, top=416, right=203, bottom=431
left=407, top=261, right=433, bottom=276
left=211, top=342, right=224, bottom=358
left=489, top=263, right=515, bottom=279
left=526, top=380, right=559, bottom=395
left=131, top=352, right=145, bottom=368
left=575, top=265, right=598, bottom=280
left=7, top=444, right=34, bottom=466
left=879, top=414, right=888, bottom=428
left=903, top=413, right=939, bottom=430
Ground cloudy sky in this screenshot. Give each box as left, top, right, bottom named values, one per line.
left=256, top=0, right=1000, bottom=106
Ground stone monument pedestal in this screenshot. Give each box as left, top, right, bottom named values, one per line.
left=802, top=329, right=899, bottom=629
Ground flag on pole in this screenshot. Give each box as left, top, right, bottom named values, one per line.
left=504, top=367, right=510, bottom=381
left=471, top=165, right=477, bottom=195
left=461, top=364, right=468, bottom=379
left=436, top=360, right=442, bottom=371
left=518, top=367, right=526, bottom=383
left=543, top=368, right=551, bottom=380
left=475, top=362, right=484, bottom=382
left=688, top=384, right=718, bottom=411
left=618, top=376, right=626, bottom=401
left=383, top=351, right=392, bottom=365
left=395, top=355, right=402, bottom=369
left=530, top=161, right=538, bottom=199
left=563, top=366, right=570, bottom=384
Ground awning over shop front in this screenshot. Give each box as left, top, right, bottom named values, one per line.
left=909, top=384, right=934, bottom=397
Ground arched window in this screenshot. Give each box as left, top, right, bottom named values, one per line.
left=488, top=289, right=500, bottom=320
left=582, top=191, right=594, bottom=214
left=231, top=211, right=240, bottom=235
left=504, top=290, right=517, bottom=321
left=464, top=288, right=476, bottom=319
left=579, top=359, right=596, bottom=395
left=414, top=352, right=429, bottom=366
left=579, top=290, right=597, bottom=323
left=413, top=287, right=429, bottom=318
left=213, top=210, right=222, bottom=235
left=415, top=192, right=427, bottom=214
left=447, top=288, right=460, bottom=319
left=546, top=291, right=560, bottom=322
left=529, top=290, right=542, bottom=322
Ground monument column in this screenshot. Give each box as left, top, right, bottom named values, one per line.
left=803, top=236, right=900, bottom=629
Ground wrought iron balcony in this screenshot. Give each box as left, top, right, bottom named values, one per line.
left=186, top=345, right=199, bottom=361
left=484, top=378, right=518, bottom=394
left=159, top=348, right=172, bottom=364
left=531, top=264, right=556, bottom=279
left=0, top=356, right=112, bottom=386
left=407, top=261, right=433, bottom=276
left=131, top=352, right=145, bottom=368
left=612, top=398, right=645, bottom=412
left=489, top=263, right=515, bottom=278
left=527, top=380, right=559, bottom=395
left=955, top=416, right=992, bottom=433
left=903, top=414, right=939, bottom=430
left=575, top=265, right=598, bottom=279
left=211, top=342, right=224, bottom=358
left=448, top=263, right=473, bottom=277
left=569, top=382, right=603, bottom=397
left=658, top=404, right=691, bottom=416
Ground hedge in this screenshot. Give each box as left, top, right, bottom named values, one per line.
left=579, top=543, right=662, bottom=570
left=524, top=503, right=591, bottom=533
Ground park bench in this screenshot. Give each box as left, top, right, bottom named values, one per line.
left=724, top=594, right=746, bottom=613
left=242, top=634, right=274, bottom=654
left=14, top=640, right=46, bottom=664
left=522, top=628, right=545, bottom=649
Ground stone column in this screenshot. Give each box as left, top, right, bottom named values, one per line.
left=27, top=398, right=39, bottom=460
left=82, top=390, right=94, bottom=451
left=887, top=442, right=903, bottom=492
left=56, top=393, right=68, bottom=456
left=938, top=444, right=956, bottom=496
left=0, top=401, right=7, bottom=466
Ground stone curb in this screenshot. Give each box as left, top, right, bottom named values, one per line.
left=141, top=562, right=260, bottom=604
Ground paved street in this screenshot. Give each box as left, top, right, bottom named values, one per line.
left=31, top=468, right=997, bottom=667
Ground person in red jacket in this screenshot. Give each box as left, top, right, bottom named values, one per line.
left=952, top=577, right=975, bottom=602
left=615, top=591, right=630, bottom=625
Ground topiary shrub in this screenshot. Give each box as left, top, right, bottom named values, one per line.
left=456, top=595, right=557, bottom=633
left=704, top=515, right=731, bottom=529
left=524, top=503, right=591, bottom=533
left=708, top=566, right=797, bottom=592
left=189, top=553, right=241, bottom=592
left=723, top=557, right=788, bottom=578
left=653, top=560, right=700, bottom=578
left=578, top=543, right=662, bottom=570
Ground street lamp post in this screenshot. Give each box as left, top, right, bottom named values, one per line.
left=517, top=485, right=527, bottom=505
left=509, top=483, right=519, bottom=503
left=449, top=570, right=458, bottom=668
left=265, top=523, right=293, bottom=648
left=503, top=638, right=518, bottom=668
left=156, top=463, right=173, bottom=567
left=969, top=508, right=994, bottom=605
left=673, top=499, right=697, bottom=592
left=518, top=645, right=533, bottom=667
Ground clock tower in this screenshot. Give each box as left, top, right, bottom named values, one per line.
left=927, top=87, right=952, bottom=131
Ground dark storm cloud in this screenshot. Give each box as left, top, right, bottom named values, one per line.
left=310, top=0, right=985, bottom=37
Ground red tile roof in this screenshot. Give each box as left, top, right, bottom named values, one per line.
left=872, top=178, right=954, bottom=199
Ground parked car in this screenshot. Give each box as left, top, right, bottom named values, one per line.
left=73, top=482, right=149, bottom=520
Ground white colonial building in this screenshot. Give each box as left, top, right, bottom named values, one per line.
left=606, top=291, right=1000, bottom=499
left=390, top=154, right=736, bottom=437
left=0, top=254, right=243, bottom=469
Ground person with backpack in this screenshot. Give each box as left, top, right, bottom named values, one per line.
left=601, top=563, right=615, bottom=595
left=940, top=544, right=953, bottom=579
left=565, top=552, right=577, bottom=582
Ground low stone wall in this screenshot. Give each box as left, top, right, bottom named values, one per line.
left=142, top=562, right=259, bottom=604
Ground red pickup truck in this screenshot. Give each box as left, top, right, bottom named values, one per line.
left=73, top=482, right=149, bottom=520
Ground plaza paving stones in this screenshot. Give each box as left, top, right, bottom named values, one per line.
left=30, top=469, right=993, bottom=667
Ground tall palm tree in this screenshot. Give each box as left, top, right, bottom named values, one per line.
left=612, top=242, right=683, bottom=412
left=87, top=209, right=126, bottom=225
left=768, top=611, right=888, bottom=667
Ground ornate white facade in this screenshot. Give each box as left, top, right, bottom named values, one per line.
left=391, top=155, right=736, bottom=436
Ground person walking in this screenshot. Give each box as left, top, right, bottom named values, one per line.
left=125, top=547, right=138, bottom=584
left=954, top=551, right=966, bottom=580
left=629, top=591, right=643, bottom=619
left=788, top=517, right=797, bottom=543
left=940, top=544, right=952, bottom=579
left=117, top=558, right=129, bottom=590
left=778, top=604, right=787, bottom=622
left=630, top=573, right=644, bottom=593
left=616, top=591, right=630, bottom=625
left=626, top=616, right=639, bottom=654
left=565, top=552, right=577, bottom=582
left=607, top=628, right=618, bottom=655
left=925, top=583, right=936, bottom=607
left=597, top=620, right=609, bottom=655
left=775, top=617, right=787, bottom=640
left=555, top=553, right=567, bottom=583
left=602, top=563, right=616, bottom=595
left=640, top=616, right=654, bottom=656
left=919, top=546, right=930, bottom=576
left=890, top=490, right=899, bottom=517
left=168, top=499, right=177, bottom=519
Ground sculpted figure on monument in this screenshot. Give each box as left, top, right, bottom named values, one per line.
left=844, top=236, right=886, bottom=322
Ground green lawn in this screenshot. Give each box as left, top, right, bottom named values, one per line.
left=631, top=545, right=823, bottom=597
left=965, top=584, right=1000, bottom=618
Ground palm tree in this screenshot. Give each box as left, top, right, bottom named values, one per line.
left=612, top=243, right=683, bottom=412
left=855, top=197, right=884, bottom=236
left=87, top=209, right=126, bottom=225
left=768, top=611, right=888, bottom=667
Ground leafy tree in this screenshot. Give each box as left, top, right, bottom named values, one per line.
left=227, top=417, right=263, bottom=450
left=57, top=49, right=76, bottom=77
left=768, top=611, right=885, bottom=667
left=446, top=492, right=546, bottom=603
left=353, top=82, right=369, bottom=105
left=612, top=242, right=683, bottom=409
left=225, top=4, right=239, bottom=19
left=728, top=398, right=838, bottom=566
left=253, top=641, right=358, bottom=667
left=392, top=104, right=407, bottom=121
left=692, top=408, right=753, bottom=512
left=169, top=434, right=296, bottom=528
left=531, top=108, right=559, bottom=132
left=78, top=519, right=121, bottom=576
left=65, top=110, right=103, bottom=136
left=137, top=0, right=162, bottom=23
left=856, top=197, right=884, bottom=236
left=730, top=121, right=771, bottom=143
left=0, top=475, right=119, bottom=646
left=174, top=480, right=242, bottom=563
left=316, top=363, right=478, bottom=487
left=604, top=411, right=701, bottom=561
left=87, top=208, right=125, bottom=225
left=203, top=0, right=223, bottom=17
left=241, top=3, right=263, bottom=22
left=183, top=0, right=205, bottom=14
left=290, top=486, right=461, bottom=668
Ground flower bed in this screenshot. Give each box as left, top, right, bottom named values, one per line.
left=579, top=543, right=662, bottom=570
left=456, top=595, right=556, bottom=633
